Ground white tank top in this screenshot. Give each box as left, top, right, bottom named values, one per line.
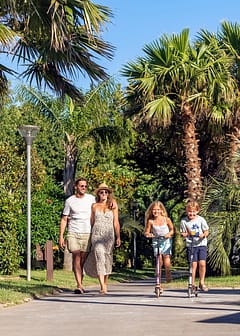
left=152, top=218, right=169, bottom=237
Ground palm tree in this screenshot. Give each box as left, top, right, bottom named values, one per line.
left=17, top=86, right=93, bottom=196
left=122, top=29, right=236, bottom=201
left=17, top=79, right=133, bottom=196
left=198, top=22, right=240, bottom=176
left=0, top=0, right=114, bottom=99
left=0, top=24, right=18, bottom=102
left=201, top=151, right=240, bottom=275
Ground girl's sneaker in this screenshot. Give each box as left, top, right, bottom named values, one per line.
left=199, top=284, right=208, bottom=292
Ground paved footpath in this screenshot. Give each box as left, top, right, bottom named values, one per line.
left=0, top=279, right=239, bottom=336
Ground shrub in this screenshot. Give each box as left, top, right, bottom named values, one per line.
left=0, top=191, right=21, bottom=274
left=17, top=177, right=65, bottom=268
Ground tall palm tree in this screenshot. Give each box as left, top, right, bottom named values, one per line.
left=198, top=22, right=240, bottom=176
left=122, top=29, right=236, bottom=201
left=0, top=0, right=114, bottom=99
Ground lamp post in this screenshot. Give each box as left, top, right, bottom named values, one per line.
left=18, top=125, right=40, bottom=281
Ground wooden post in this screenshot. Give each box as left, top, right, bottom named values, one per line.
left=45, top=240, right=53, bottom=281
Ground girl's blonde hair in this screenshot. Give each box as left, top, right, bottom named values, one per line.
left=145, top=201, right=168, bottom=226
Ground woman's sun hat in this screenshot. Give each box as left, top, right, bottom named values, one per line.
left=94, top=183, right=112, bottom=194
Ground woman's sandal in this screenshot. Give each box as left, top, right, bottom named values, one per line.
left=99, top=289, right=107, bottom=294
left=99, top=285, right=107, bottom=294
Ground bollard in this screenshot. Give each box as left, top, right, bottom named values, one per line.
left=44, top=240, right=53, bottom=281
left=35, top=241, right=54, bottom=281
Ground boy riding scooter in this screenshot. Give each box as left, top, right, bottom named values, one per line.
left=180, top=201, right=209, bottom=294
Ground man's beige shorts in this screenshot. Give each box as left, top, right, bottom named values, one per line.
left=67, top=233, right=91, bottom=253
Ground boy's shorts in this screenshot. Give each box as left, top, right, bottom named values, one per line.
left=187, top=246, right=207, bottom=263
left=67, top=232, right=91, bottom=253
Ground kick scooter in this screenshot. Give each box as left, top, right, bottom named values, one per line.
left=152, top=235, right=165, bottom=298
left=187, top=233, right=198, bottom=298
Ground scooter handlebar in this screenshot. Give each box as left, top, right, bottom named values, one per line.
left=144, top=233, right=166, bottom=239
left=186, top=235, right=200, bottom=244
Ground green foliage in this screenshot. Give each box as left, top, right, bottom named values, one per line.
left=14, top=88, right=65, bottom=180
left=201, top=168, right=240, bottom=275
left=0, top=192, right=21, bottom=274
left=0, top=102, right=23, bottom=145
left=0, top=109, right=52, bottom=274
left=17, top=177, right=65, bottom=267
left=127, top=129, right=185, bottom=207
left=113, top=239, right=130, bottom=269
left=0, top=142, right=24, bottom=274
left=86, top=165, right=137, bottom=209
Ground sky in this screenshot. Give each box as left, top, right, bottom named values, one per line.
left=88, top=0, right=240, bottom=90
left=4, top=0, right=240, bottom=91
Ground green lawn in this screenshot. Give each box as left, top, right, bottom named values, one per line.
left=0, top=268, right=240, bottom=307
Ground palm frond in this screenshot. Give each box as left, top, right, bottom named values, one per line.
left=0, top=0, right=114, bottom=98
left=143, top=96, right=175, bottom=127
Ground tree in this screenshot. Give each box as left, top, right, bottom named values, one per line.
left=201, top=151, right=240, bottom=275
left=0, top=24, right=17, bottom=103
left=17, top=79, right=134, bottom=195
left=0, top=0, right=114, bottom=99
left=198, top=22, right=240, bottom=176
left=122, top=29, right=236, bottom=201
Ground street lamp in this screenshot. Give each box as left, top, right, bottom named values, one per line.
left=18, top=125, right=40, bottom=281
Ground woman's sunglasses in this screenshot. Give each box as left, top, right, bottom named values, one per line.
left=99, top=190, right=109, bottom=195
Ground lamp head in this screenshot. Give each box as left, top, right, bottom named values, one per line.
left=18, top=125, right=40, bottom=145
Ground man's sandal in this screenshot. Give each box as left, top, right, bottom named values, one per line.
left=74, top=288, right=85, bottom=294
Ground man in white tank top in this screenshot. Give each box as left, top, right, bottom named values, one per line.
left=59, top=178, right=95, bottom=294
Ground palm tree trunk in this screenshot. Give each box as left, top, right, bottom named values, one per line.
left=63, top=135, right=78, bottom=271
left=182, top=103, right=202, bottom=201
left=64, top=135, right=78, bottom=197
left=228, top=126, right=240, bottom=182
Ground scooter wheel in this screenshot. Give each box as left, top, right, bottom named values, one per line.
left=188, top=286, right=198, bottom=297
left=154, top=286, right=162, bottom=298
